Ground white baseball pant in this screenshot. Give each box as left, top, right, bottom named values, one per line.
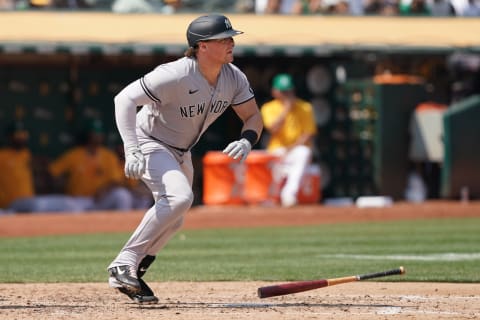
left=108, top=143, right=194, bottom=270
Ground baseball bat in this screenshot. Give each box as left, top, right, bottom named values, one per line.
left=257, top=266, right=405, bottom=298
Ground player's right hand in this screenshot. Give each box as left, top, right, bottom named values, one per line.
left=125, top=148, right=146, bottom=179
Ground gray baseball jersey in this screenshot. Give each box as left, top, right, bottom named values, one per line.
left=109, top=56, right=255, bottom=270
left=136, top=56, right=254, bottom=151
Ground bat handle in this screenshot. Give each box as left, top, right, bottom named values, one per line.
left=358, top=266, right=405, bottom=281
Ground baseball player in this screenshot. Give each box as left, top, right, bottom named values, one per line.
left=260, top=73, right=317, bottom=207
left=0, top=122, right=34, bottom=210
left=107, top=14, right=263, bottom=304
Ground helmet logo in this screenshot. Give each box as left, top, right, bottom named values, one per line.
left=224, top=18, right=232, bottom=30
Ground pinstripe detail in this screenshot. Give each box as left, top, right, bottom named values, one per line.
left=140, top=77, right=160, bottom=102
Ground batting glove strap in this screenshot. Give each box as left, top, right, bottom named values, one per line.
left=222, top=138, right=252, bottom=163
left=125, top=148, right=146, bottom=179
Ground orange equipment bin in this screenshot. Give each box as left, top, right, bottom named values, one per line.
left=296, top=164, right=322, bottom=204
left=202, top=151, right=245, bottom=205
left=243, top=151, right=280, bottom=205
left=274, top=163, right=322, bottom=205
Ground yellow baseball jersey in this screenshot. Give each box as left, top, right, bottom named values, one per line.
left=0, top=148, right=34, bottom=208
left=261, top=98, right=317, bottom=151
left=49, top=146, right=124, bottom=197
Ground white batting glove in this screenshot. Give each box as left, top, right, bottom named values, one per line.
left=124, top=147, right=146, bottom=179
left=223, top=138, right=252, bottom=163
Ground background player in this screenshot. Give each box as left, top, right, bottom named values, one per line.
left=107, top=14, right=263, bottom=304
left=260, top=73, right=317, bottom=207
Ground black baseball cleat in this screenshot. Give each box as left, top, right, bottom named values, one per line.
left=117, top=278, right=159, bottom=304
left=108, top=265, right=141, bottom=294
left=110, top=255, right=158, bottom=304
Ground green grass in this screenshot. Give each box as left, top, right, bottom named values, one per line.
left=0, top=217, right=479, bottom=283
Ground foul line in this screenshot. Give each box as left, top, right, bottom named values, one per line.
left=319, top=253, right=480, bottom=261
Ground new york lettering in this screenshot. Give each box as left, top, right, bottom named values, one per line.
left=180, top=102, right=206, bottom=117
left=210, top=100, right=229, bottom=114
left=179, top=100, right=229, bottom=118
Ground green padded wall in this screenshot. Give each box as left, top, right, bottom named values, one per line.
left=0, top=66, right=72, bottom=157
left=441, top=95, right=480, bottom=199
left=332, top=80, right=427, bottom=200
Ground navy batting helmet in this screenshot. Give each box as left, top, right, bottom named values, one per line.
left=186, top=14, right=243, bottom=48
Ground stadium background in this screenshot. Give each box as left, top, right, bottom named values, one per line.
left=1, top=10, right=480, bottom=320
left=1, top=12, right=480, bottom=204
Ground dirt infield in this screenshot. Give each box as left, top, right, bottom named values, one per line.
left=1, top=201, right=480, bottom=319
left=1, top=282, right=479, bottom=320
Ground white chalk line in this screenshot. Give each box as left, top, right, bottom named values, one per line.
left=399, top=294, right=480, bottom=301
left=203, top=303, right=472, bottom=317
left=377, top=307, right=467, bottom=316
left=183, top=292, right=479, bottom=317
left=319, top=252, right=480, bottom=261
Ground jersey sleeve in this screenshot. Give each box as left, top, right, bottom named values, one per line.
left=102, top=149, right=124, bottom=183
left=300, top=101, right=317, bottom=135
left=230, top=65, right=255, bottom=106
left=114, top=64, right=178, bottom=153
left=140, top=64, right=179, bottom=104
left=260, top=101, right=279, bottom=129
left=49, top=149, right=75, bottom=177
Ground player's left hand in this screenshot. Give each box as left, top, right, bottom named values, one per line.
left=223, top=138, right=252, bottom=163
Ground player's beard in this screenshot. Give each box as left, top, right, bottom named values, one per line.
left=225, top=52, right=234, bottom=64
